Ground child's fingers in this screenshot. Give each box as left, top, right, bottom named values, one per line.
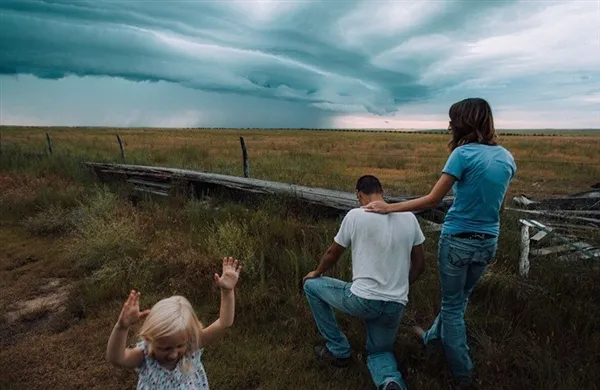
left=125, top=289, right=136, bottom=306
left=139, top=309, right=151, bottom=319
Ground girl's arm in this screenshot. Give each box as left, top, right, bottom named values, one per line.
left=106, top=290, right=150, bottom=369
left=106, top=323, right=145, bottom=369
left=363, top=173, right=457, bottom=214
left=201, top=257, right=241, bottom=348
left=201, top=288, right=235, bottom=347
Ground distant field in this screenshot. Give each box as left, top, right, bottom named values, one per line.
left=2, top=126, right=599, bottom=198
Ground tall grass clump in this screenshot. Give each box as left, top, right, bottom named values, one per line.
left=0, top=143, right=92, bottom=184
left=62, top=188, right=148, bottom=311
left=22, top=205, right=79, bottom=237
left=67, top=189, right=144, bottom=271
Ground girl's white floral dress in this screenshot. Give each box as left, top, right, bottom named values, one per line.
left=134, top=341, right=210, bottom=389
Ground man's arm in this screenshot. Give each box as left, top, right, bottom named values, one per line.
left=315, top=242, right=346, bottom=275
left=409, top=244, right=425, bottom=284
left=302, top=242, right=346, bottom=283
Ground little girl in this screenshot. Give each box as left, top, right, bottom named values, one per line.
left=106, top=257, right=242, bottom=389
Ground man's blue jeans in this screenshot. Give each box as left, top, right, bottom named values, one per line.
left=422, top=233, right=498, bottom=386
left=304, top=277, right=407, bottom=390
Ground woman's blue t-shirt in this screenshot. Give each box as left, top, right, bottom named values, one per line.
left=441, top=143, right=517, bottom=237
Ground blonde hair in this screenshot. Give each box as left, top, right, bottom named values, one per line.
left=138, top=295, right=203, bottom=373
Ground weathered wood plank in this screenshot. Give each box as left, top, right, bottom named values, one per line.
left=511, top=194, right=600, bottom=211
left=132, top=186, right=169, bottom=197
left=530, top=242, right=595, bottom=256
left=507, top=208, right=600, bottom=225
left=85, top=162, right=453, bottom=215
left=556, top=248, right=600, bottom=262
left=420, top=219, right=443, bottom=232
left=127, top=178, right=171, bottom=190
left=519, top=223, right=530, bottom=277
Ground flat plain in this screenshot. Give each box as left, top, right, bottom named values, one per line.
left=1, top=126, right=599, bottom=390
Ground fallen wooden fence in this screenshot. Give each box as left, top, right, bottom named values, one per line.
left=510, top=189, right=600, bottom=276
left=84, top=162, right=453, bottom=218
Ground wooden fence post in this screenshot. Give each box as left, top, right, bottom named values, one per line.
left=46, top=133, right=53, bottom=155
left=239, top=136, right=249, bottom=178
left=519, top=223, right=530, bottom=277
left=0, top=133, right=3, bottom=156
left=116, top=134, right=125, bottom=161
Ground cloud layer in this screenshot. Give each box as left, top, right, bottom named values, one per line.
left=1, top=0, right=599, bottom=128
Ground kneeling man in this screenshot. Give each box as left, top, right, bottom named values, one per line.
left=303, top=175, right=426, bottom=390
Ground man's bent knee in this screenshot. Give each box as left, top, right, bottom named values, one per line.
left=303, top=277, right=319, bottom=294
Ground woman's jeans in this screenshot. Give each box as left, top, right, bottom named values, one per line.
left=422, top=233, right=498, bottom=386
left=304, top=277, right=407, bottom=390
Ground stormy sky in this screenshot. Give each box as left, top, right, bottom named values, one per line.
left=0, top=0, right=598, bottom=129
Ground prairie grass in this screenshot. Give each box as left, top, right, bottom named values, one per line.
left=3, top=126, right=599, bottom=196
left=0, top=127, right=599, bottom=389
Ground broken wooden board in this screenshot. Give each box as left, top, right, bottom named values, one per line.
left=506, top=208, right=600, bottom=225
left=517, top=218, right=598, bottom=277
left=512, top=190, right=600, bottom=211
left=84, top=162, right=454, bottom=217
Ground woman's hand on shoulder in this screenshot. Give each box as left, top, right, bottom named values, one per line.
left=362, top=200, right=391, bottom=214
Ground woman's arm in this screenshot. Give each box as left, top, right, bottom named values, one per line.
left=363, top=173, right=457, bottom=214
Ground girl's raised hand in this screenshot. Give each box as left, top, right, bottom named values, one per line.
left=214, top=257, right=242, bottom=291
left=117, top=290, right=151, bottom=328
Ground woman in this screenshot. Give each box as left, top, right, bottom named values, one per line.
left=363, top=97, right=516, bottom=387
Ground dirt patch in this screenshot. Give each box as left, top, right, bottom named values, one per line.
left=4, top=278, right=71, bottom=324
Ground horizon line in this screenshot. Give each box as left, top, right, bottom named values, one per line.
left=2, top=125, right=600, bottom=132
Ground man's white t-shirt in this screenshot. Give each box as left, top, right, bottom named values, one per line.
left=334, top=208, right=426, bottom=306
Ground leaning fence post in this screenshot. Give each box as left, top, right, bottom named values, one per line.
left=239, top=136, right=249, bottom=178
left=519, top=223, right=530, bottom=277
left=46, top=133, right=53, bottom=155
left=116, top=134, right=125, bottom=161
left=0, top=133, right=3, bottom=156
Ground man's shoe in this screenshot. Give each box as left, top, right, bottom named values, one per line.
left=383, top=382, right=402, bottom=390
left=314, top=345, right=350, bottom=367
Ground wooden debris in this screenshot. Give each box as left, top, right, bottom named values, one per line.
left=519, top=222, right=531, bottom=277
left=517, top=215, right=598, bottom=277
left=511, top=191, right=600, bottom=211
left=530, top=242, right=594, bottom=256
left=506, top=208, right=600, bottom=225
left=510, top=185, right=599, bottom=275
left=420, top=219, right=443, bottom=232
left=84, top=162, right=454, bottom=217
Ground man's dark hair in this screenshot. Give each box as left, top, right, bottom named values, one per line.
left=356, top=175, right=383, bottom=195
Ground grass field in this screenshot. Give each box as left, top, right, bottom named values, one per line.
left=1, top=126, right=599, bottom=390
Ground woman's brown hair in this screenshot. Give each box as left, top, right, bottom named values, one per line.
left=448, top=97, right=498, bottom=151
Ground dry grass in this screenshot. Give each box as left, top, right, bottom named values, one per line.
left=3, top=126, right=599, bottom=197
left=1, top=127, right=599, bottom=389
